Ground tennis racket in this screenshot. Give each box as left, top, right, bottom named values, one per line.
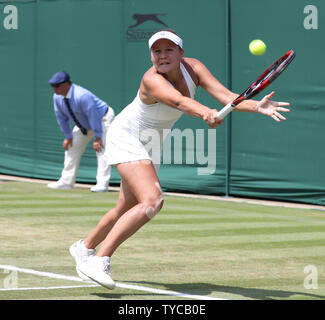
left=217, top=49, right=296, bottom=120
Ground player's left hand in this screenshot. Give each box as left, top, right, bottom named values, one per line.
left=204, top=109, right=224, bottom=128
left=257, top=91, right=291, bottom=122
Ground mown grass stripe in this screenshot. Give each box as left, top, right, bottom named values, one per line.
left=1, top=181, right=324, bottom=300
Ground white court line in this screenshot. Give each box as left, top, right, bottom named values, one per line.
left=0, top=264, right=225, bottom=300
left=0, top=284, right=99, bottom=291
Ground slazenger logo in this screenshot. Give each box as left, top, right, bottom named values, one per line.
left=126, top=13, right=168, bottom=42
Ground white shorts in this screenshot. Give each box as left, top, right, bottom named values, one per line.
left=104, top=117, right=161, bottom=173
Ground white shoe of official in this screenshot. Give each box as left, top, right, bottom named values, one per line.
left=90, top=185, right=109, bottom=192
left=69, top=239, right=96, bottom=281
left=78, top=256, right=115, bottom=290
left=48, top=181, right=73, bottom=190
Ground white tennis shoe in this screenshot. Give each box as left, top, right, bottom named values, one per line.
left=48, top=181, right=73, bottom=190
left=90, top=185, right=109, bottom=192
left=77, top=256, right=115, bottom=290
left=69, top=239, right=96, bottom=281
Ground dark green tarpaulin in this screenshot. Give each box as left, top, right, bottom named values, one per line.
left=0, top=0, right=324, bottom=205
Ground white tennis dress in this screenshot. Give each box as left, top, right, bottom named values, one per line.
left=105, top=62, right=196, bottom=171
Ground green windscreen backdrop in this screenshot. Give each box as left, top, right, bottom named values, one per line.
left=0, top=0, right=324, bottom=205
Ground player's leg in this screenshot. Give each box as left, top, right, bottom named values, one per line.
left=77, top=161, right=163, bottom=288
left=71, top=173, right=138, bottom=266
left=70, top=168, right=138, bottom=283
left=83, top=178, right=138, bottom=249
left=96, top=160, right=164, bottom=257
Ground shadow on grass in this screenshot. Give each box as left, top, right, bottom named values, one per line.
left=92, top=281, right=325, bottom=300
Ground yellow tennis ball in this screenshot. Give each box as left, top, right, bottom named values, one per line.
left=249, top=39, right=266, bottom=56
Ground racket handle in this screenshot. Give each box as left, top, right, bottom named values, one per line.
left=217, top=102, right=235, bottom=120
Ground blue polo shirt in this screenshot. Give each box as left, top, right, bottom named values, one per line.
left=53, top=84, right=108, bottom=139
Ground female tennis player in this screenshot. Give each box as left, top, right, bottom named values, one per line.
left=69, top=30, right=290, bottom=289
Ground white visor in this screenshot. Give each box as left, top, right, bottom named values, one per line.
left=148, top=31, right=183, bottom=49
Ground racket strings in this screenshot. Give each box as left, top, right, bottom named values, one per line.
left=231, top=50, right=295, bottom=107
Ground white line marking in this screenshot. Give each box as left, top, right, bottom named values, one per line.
left=0, top=264, right=85, bottom=282
left=0, top=284, right=99, bottom=291
left=0, top=264, right=225, bottom=300
left=115, top=282, right=223, bottom=300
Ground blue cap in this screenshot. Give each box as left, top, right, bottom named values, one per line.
left=48, top=71, right=70, bottom=85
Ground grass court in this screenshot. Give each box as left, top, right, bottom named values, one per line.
left=0, top=179, right=324, bottom=300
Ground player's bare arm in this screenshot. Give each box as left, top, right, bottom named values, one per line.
left=139, top=69, right=221, bottom=128
left=187, top=57, right=290, bottom=118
